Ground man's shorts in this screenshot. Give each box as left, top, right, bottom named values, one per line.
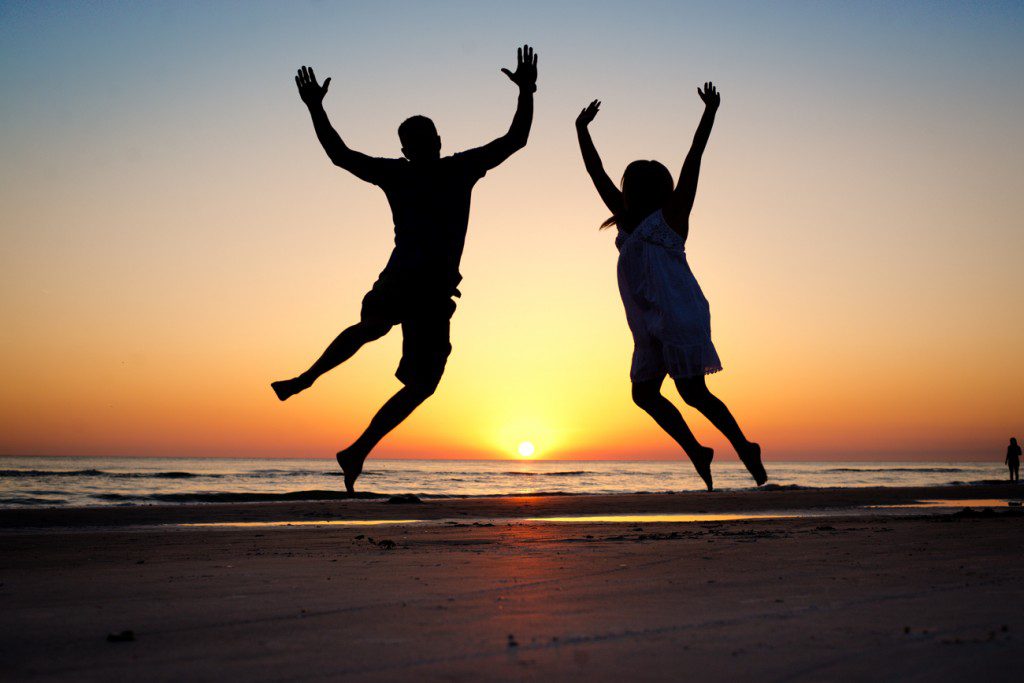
left=360, top=279, right=457, bottom=390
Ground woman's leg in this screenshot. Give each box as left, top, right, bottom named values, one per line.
left=675, top=375, right=766, bottom=485
left=674, top=376, right=748, bottom=450
left=631, top=379, right=714, bottom=490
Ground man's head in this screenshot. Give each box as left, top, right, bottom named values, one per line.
left=398, top=116, right=441, bottom=162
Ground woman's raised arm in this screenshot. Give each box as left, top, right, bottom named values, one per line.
left=664, top=82, right=720, bottom=232
left=576, top=100, right=624, bottom=217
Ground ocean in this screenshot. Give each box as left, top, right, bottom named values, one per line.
left=0, top=456, right=1008, bottom=508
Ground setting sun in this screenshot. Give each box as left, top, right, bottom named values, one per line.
left=517, top=441, right=536, bottom=458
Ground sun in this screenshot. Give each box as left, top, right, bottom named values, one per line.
left=517, top=441, right=536, bottom=458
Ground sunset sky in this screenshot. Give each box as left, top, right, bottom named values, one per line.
left=2, top=1, right=1022, bottom=461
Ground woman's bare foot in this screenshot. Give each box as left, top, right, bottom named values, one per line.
left=336, top=449, right=365, bottom=494
left=271, top=376, right=310, bottom=402
left=738, top=442, right=767, bottom=486
left=688, top=446, right=714, bottom=491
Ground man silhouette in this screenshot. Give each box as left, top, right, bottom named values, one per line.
left=1007, top=437, right=1021, bottom=482
left=273, top=45, right=538, bottom=492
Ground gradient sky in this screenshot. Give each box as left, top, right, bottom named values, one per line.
left=1, top=1, right=1022, bottom=461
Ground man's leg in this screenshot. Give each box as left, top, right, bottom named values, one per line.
left=337, top=298, right=454, bottom=493
left=272, top=320, right=390, bottom=401
left=336, top=382, right=436, bottom=493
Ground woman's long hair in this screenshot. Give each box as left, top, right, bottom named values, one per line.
left=601, top=160, right=674, bottom=231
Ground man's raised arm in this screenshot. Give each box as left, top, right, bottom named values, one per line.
left=295, top=66, right=387, bottom=184
left=461, top=45, right=538, bottom=170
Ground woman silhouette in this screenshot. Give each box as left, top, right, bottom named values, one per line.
left=575, top=83, right=765, bottom=491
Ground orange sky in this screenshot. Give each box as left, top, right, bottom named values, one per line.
left=1, top=2, right=1022, bottom=461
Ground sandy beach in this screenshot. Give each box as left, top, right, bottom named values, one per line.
left=2, top=484, right=1022, bottom=681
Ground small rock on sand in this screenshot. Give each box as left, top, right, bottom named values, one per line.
left=387, top=494, right=422, bottom=504
left=106, top=630, right=134, bottom=643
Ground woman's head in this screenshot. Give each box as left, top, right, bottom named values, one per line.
left=602, top=160, right=674, bottom=229
left=622, top=160, right=673, bottom=212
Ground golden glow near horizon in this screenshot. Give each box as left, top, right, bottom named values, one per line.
left=518, top=441, right=536, bottom=458
left=1, top=3, right=1022, bottom=461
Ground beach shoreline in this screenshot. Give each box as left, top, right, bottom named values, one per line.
left=1, top=482, right=1020, bottom=529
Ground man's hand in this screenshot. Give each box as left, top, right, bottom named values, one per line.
left=295, top=65, right=331, bottom=107
left=697, top=81, right=720, bottom=111
left=576, top=99, right=601, bottom=130
left=500, top=44, right=538, bottom=93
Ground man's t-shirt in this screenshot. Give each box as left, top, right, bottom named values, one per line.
left=362, top=151, right=490, bottom=297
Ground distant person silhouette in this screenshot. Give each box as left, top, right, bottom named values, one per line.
left=575, top=83, right=765, bottom=491
left=1007, top=438, right=1021, bottom=482
left=273, top=46, right=538, bottom=492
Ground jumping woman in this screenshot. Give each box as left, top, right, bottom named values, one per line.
left=575, top=82, right=766, bottom=491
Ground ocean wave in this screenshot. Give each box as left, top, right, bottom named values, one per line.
left=0, top=469, right=219, bottom=479
left=91, top=490, right=390, bottom=503
left=823, top=467, right=967, bottom=473
left=83, top=489, right=595, bottom=504
left=246, top=469, right=313, bottom=477
left=499, top=471, right=595, bottom=477
left=1, top=469, right=106, bottom=478
left=150, top=471, right=206, bottom=479
left=241, top=469, right=382, bottom=478
left=0, top=495, right=68, bottom=506
left=321, top=471, right=382, bottom=477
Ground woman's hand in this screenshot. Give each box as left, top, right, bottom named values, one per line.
left=697, top=82, right=720, bottom=111
left=576, top=99, right=601, bottom=130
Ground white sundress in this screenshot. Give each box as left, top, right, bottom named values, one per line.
left=615, top=209, right=722, bottom=382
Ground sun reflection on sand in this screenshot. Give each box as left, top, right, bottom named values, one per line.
left=173, top=499, right=1022, bottom=530
left=868, top=499, right=1018, bottom=509
left=526, top=513, right=799, bottom=524
left=181, top=519, right=423, bottom=527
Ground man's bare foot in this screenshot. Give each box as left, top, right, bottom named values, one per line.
left=271, top=376, right=310, bottom=402
left=738, top=442, right=767, bottom=486
left=689, top=446, right=714, bottom=491
left=336, top=449, right=365, bottom=494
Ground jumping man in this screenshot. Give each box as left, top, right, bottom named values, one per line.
left=273, top=46, right=538, bottom=492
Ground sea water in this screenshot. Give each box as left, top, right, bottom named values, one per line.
left=0, top=456, right=1007, bottom=508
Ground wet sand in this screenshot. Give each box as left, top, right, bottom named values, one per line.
left=2, top=484, right=1022, bottom=681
